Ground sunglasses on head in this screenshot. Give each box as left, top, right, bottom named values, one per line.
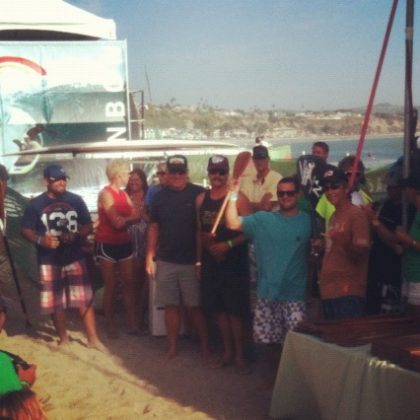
left=169, top=169, right=186, bottom=175
left=277, top=190, right=296, bottom=198
left=323, top=183, right=342, bottom=192
left=208, top=169, right=227, bottom=176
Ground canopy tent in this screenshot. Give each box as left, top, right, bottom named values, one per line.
left=0, top=0, right=116, bottom=40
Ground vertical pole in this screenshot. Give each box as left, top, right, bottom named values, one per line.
left=141, top=90, right=145, bottom=140
left=403, top=0, right=414, bottom=228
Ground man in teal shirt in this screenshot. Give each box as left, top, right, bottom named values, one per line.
left=226, top=177, right=311, bottom=350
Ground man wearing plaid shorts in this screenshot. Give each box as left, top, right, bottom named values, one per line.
left=21, top=164, right=104, bottom=350
left=226, top=177, right=311, bottom=355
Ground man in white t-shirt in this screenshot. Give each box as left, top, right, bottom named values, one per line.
left=239, top=145, right=282, bottom=212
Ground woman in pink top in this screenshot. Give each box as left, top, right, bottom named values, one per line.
left=95, top=159, right=140, bottom=338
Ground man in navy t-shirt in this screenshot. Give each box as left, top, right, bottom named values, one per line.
left=21, top=164, right=104, bottom=351
left=146, top=155, right=210, bottom=360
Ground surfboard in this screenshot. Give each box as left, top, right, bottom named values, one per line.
left=3, top=139, right=243, bottom=158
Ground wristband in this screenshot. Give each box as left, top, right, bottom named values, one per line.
left=371, top=219, right=380, bottom=227
left=227, top=240, right=234, bottom=248
left=413, top=240, right=417, bottom=248
left=229, top=191, right=239, bottom=201
left=36, top=235, right=42, bottom=245
left=195, top=262, right=202, bottom=266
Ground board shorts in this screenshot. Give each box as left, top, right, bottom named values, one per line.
left=253, top=298, right=305, bottom=345
left=201, top=261, right=250, bottom=320
left=39, top=259, right=93, bottom=315
left=403, top=281, right=420, bottom=306
left=95, top=242, right=133, bottom=263
left=154, top=260, right=200, bottom=307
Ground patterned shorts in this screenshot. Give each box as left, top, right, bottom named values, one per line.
left=253, top=298, right=306, bottom=345
left=39, top=259, right=93, bottom=315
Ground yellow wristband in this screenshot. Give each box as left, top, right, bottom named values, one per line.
left=227, top=240, right=234, bottom=248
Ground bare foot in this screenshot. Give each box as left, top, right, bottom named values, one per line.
left=58, top=338, right=70, bottom=347
left=165, top=348, right=177, bottom=360
left=235, top=358, right=252, bottom=375
left=88, top=338, right=109, bottom=353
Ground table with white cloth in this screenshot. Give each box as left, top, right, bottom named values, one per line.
left=269, top=331, right=420, bottom=420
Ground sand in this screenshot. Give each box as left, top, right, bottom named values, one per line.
left=0, top=271, right=274, bottom=420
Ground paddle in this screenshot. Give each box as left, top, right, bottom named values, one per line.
left=296, top=154, right=328, bottom=298
left=210, top=151, right=251, bottom=235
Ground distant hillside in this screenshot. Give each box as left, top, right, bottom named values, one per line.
left=135, top=103, right=404, bottom=139
left=348, top=103, right=404, bottom=115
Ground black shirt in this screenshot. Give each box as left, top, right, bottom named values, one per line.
left=150, top=183, right=204, bottom=264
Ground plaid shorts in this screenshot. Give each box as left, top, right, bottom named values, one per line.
left=39, top=259, right=93, bottom=315
left=253, top=298, right=306, bottom=345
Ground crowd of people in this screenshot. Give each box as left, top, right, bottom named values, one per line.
left=1, top=139, right=420, bottom=412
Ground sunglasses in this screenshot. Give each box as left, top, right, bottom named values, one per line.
left=323, top=183, right=342, bottom=192
left=156, top=171, right=166, bottom=176
left=49, top=177, right=67, bottom=183
left=277, top=190, right=296, bottom=198
left=208, top=169, right=227, bottom=176
left=169, top=170, right=186, bottom=175
left=345, top=171, right=361, bottom=177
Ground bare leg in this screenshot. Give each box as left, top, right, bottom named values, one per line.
left=51, top=311, right=69, bottom=345
left=165, top=305, right=180, bottom=359
left=79, top=305, right=106, bottom=351
left=99, top=259, right=118, bottom=337
left=0, top=311, right=5, bottom=333
left=216, top=312, right=233, bottom=364
left=119, top=257, right=137, bottom=331
left=136, top=258, right=149, bottom=329
left=187, top=306, right=211, bottom=362
left=230, top=314, right=248, bottom=371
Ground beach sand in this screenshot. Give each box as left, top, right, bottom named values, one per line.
left=0, top=264, right=274, bottom=419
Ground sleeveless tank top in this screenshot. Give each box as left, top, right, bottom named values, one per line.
left=199, top=190, right=248, bottom=272
left=95, top=186, right=132, bottom=244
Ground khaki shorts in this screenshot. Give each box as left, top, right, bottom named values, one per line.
left=155, top=260, right=200, bottom=307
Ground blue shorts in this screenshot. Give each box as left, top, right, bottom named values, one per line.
left=322, top=296, right=366, bottom=321
left=95, top=242, right=133, bottom=263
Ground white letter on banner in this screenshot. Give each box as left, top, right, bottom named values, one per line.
left=106, top=127, right=127, bottom=141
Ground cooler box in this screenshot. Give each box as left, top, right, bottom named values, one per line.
left=149, top=279, right=187, bottom=336
left=149, top=279, right=167, bottom=336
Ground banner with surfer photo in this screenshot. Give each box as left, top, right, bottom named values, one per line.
left=0, top=40, right=129, bottom=176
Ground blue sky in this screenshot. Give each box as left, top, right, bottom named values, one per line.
left=70, top=0, right=419, bottom=111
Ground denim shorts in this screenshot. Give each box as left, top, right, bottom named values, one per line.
left=322, top=296, right=366, bottom=321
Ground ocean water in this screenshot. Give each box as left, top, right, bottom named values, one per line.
left=276, top=136, right=403, bottom=171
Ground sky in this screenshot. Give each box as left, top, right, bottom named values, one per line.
left=69, top=0, right=420, bottom=111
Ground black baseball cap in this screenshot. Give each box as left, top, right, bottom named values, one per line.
left=167, top=155, right=188, bottom=173
left=320, top=167, right=347, bottom=186
left=252, top=145, right=269, bottom=159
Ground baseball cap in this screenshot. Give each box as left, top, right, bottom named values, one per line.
left=252, top=145, right=269, bottom=159
left=0, top=164, right=9, bottom=182
left=167, top=155, right=188, bottom=173
left=43, top=164, right=69, bottom=181
left=320, top=167, right=348, bottom=186
left=207, top=155, right=229, bottom=172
